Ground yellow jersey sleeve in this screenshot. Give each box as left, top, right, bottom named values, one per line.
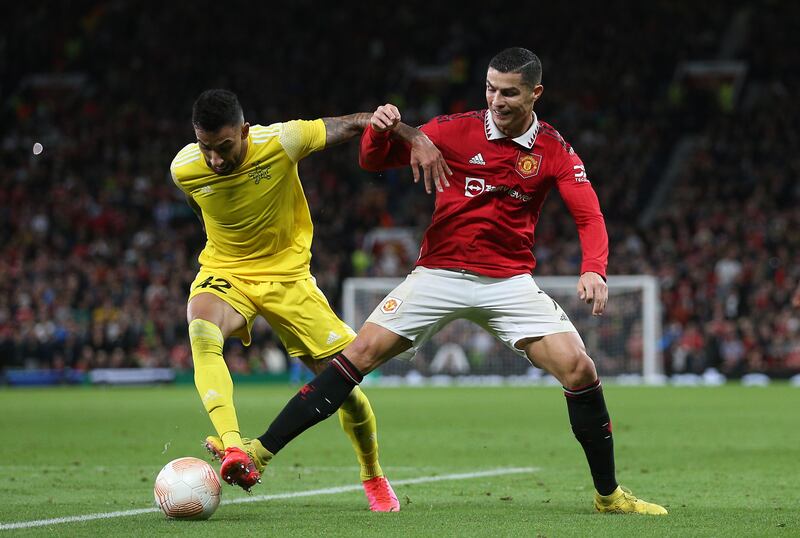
left=170, top=143, right=202, bottom=193
left=279, top=119, right=326, bottom=162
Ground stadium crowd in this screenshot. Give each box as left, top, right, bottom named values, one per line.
left=2, top=1, right=798, bottom=377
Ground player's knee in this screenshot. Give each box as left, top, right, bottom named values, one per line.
left=187, top=303, right=220, bottom=327
left=342, top=336, right=382, bottom=374
left=562, top=350, right=597, bottom=389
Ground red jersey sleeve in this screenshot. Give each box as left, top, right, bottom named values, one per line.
left=554, top=146, right=609, bottom=278
left=359, top=121, right=441, bottom=171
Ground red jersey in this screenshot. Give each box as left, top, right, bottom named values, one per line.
left=359, top=110, right=608, bottom=278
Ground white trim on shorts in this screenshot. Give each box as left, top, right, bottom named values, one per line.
left=365, top=266, right=577, bottom=360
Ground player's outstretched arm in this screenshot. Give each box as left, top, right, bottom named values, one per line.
left=361, top=103, right=452, bottom=194
left=322, top=113, right=373, bottom=147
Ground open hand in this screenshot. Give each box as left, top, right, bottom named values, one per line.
left=410, top=134, right=452, bottom=194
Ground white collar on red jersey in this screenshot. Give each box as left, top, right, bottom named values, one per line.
left=484, top=110, right=540, bottom=149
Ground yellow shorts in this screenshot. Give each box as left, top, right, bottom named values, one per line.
left=188, top=268, right=355, bottom=359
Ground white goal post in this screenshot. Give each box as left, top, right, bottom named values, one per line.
left=342, top=275, right=662, bottom=383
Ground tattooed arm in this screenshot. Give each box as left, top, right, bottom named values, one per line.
left=322, top=113, right=373, bottom=147
left=360, top=103, right=452, bottom=194
left=321, top=109, right=451, bottom=193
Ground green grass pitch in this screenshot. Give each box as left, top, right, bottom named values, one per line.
left=1, top=384, right=798, bottom=536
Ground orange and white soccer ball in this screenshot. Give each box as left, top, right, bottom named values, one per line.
left=154, top=457, right=221, bottom=520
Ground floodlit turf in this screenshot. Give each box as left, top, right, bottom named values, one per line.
left=1, top=383, right=798, bottom=536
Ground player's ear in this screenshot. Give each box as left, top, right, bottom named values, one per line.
left=532, top=84, right=544, bottom=102
left=240, top=122, right=250, bottom=139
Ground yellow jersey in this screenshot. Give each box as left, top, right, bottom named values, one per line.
left=170, top=120, right=326, bottom=280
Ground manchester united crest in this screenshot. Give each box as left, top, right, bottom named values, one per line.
left=515, top=152, right=542, bottom=179
left=380, top=297, right=403, bottom=314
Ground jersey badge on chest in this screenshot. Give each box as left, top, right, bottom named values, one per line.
left=515, top=152, right=542, bottom=179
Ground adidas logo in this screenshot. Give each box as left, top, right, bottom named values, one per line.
left=326, top=331, right=341, bottom=345
left=469, top=153, right=486, bottom=165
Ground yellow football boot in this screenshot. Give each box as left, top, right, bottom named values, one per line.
left=594, top=486, right=668, bottom=515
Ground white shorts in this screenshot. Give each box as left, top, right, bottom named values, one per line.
left=365, top=266, right=578, bottom=360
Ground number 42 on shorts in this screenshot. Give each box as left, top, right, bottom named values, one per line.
left=195, top=276, right=232, bottom=294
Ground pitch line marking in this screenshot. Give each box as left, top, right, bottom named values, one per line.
left=0, top=467, right=539, bottom=530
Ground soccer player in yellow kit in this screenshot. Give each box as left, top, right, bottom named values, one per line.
left=170, top=89, right=405, bottom=509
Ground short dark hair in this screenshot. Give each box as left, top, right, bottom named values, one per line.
left=488, top=48, right=542, bottom=87
left=192, top=89, right=244, bottom=132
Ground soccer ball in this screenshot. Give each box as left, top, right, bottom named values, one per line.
left=154, top=457, right=221, bottom=520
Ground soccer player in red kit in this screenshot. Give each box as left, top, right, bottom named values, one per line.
left=245, top=48, right=667, bottom=515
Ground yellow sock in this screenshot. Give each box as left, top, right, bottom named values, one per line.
left=189, top=319, right=243, bottom=450
left=338, top=386, right=383, bottom=481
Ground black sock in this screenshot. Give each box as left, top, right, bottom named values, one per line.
left=564, top=379, right=618, bottom=496
left=258, top=354, right=363, bottom=454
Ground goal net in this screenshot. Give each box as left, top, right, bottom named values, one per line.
left=342, top=275, right=662, bottom=384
